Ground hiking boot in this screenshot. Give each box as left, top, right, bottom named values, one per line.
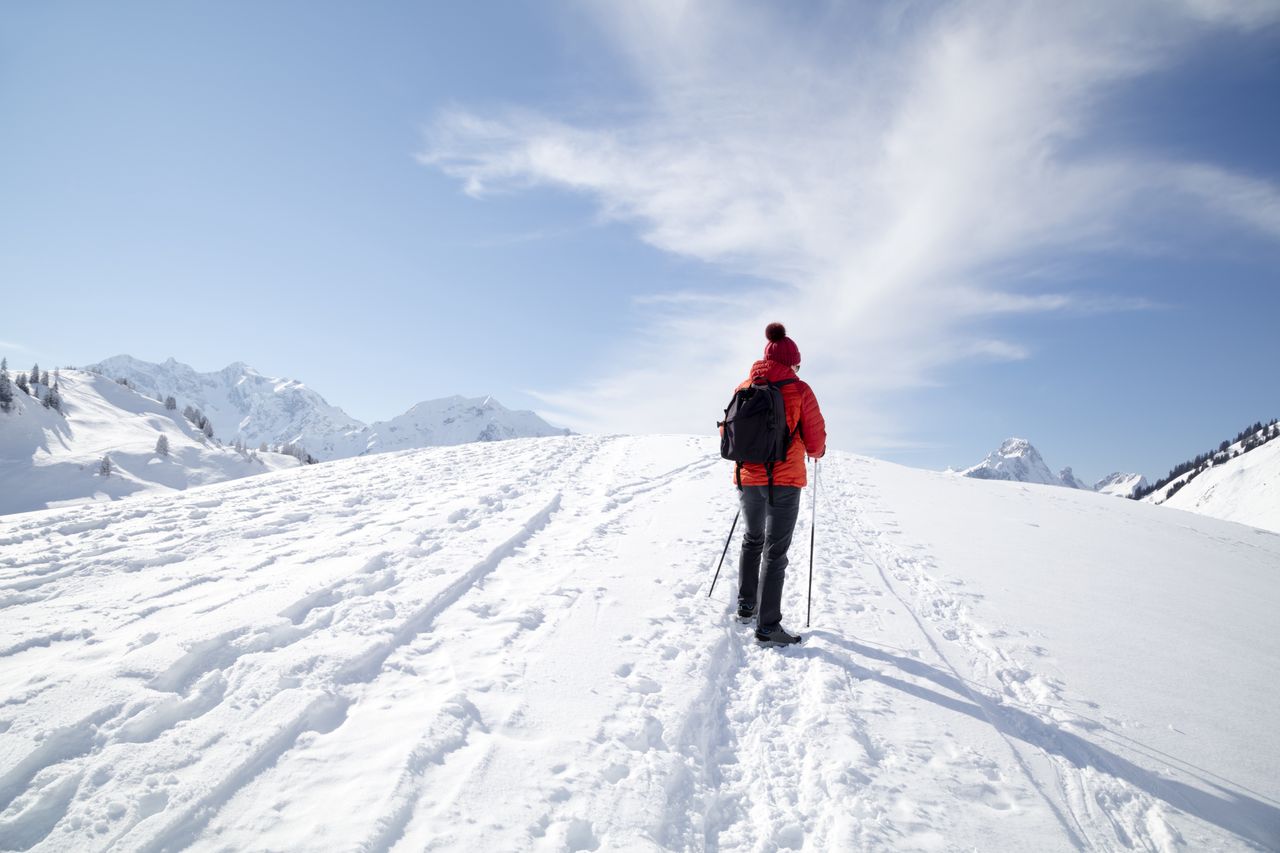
left=755, top=625, right=802, bottom=646
left=736, top=604, right=756, bottom=621
left=755, top=625, right=802, bottom=645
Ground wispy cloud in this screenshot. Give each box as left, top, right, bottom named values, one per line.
left=421, top=0, right=1280, bottom=442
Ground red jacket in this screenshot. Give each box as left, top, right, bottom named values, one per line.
left=731, top=359, right=827, bottom=488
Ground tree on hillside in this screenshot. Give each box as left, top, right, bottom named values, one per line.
left=30, top=363, right=39, bottom=386
left=42, top=386, right=62, bottom=413
left=156, top=435, right=170, bottom=456
left=165, top=395, right=177, bottom=411
left=40, top=370, right=49, bottom=387
left=99, top=455, right=113, bottom=477
left=202, top=420, right=215, bottom=439
left=15, top=372, right=30, bottom=395
left=53, top=368, right=60, bottom=388
left=0, top=370, right=12, bottom=414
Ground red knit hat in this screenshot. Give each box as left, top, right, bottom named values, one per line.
left=764, top=322, right=801, bottom=367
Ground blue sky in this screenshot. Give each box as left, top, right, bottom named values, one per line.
left=2, top=1, right=1278, bottom=484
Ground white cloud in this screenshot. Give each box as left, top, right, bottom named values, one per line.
left=421, top=0, right=1280, bottom=444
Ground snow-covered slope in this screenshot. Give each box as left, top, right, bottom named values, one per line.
left=1, top=436, right=1276, bottom=851
left=1094, top=471, right=1149, bottom=498
left=87, top=355, right=567, bottom=460
left=86, top=355, right=368, bottom=459
left=1146, top=439, right=1280, bottom=533
left=365, top=395, right=569, bottom=454
left=0, top=370, right=299, bottom=516
left=961, top=437, right=1060, bottom=485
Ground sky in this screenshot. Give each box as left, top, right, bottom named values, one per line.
left=2, top=1, right=1278, bottom=484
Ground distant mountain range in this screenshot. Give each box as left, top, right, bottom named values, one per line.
left=959, top=438, right=1147, bottom=496
left=86, top=355, right=569, bottom=460
left=959, top=432, right=1277, bottom=533
left=0, top=355, right=570, bottom=516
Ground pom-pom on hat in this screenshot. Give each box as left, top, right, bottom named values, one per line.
left=764, top=322, right=801, bottom=367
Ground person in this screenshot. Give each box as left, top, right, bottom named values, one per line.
left=734, top=322, right=826, bottom=645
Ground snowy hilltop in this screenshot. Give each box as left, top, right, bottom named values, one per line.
left=0, top=367, right=300, bottom=516
left=86, top=355, right=568, bottom=460
left=1140, top=419, right=1280, bottom=533
left=0, top=435, right=1276, bottom=850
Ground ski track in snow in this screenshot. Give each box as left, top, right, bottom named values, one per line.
left=0, top=435, right=1277, bottom=851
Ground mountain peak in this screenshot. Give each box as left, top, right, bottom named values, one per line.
left=962, top=438, right=1060, bottom=486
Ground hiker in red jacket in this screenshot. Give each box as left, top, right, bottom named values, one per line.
left=734, top=323, right=826, bottom=645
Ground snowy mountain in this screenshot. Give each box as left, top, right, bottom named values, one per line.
left=0, top=435, right=1276, bottom=851
left=960, top=438, right=1061, bottom=485
left=1057, top=466, right=1088, bottom=490
left=86, top=355, right=567, bottom=460
left=1143, top=425, right=1280, bottom=533
left=0, top=369, right=300, bottom=516
left=364, top=395, right=569, bottom=454
left=86, top=355, right=368, bottom=459
left=962, top=440, right=1150, bottom=500
left=1094, top=471, right=1149, bottom=498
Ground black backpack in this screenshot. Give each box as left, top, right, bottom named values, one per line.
left=718, top=378, right=801, bottom=503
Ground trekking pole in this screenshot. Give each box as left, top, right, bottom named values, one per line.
left=708, top=509, right=740, bottom=598
left=806, top=458, right=818, bottom=627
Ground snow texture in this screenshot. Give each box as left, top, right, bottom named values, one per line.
left=1, top=435, right=1277, bottom=851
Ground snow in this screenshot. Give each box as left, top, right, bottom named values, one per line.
left=1094, top=471, right=1148, bottom=498
left=1147, top=438, right=1280, bottom=533
left=1057, top=466, right=1088, bottom=490
left=0, top=371, right=299, bottom=516
left=86, top=355, right=567, bottom=461
left=365, top=395, right=570, bottom=454
left=1, top=435, right=1277, bottom=851
left=960, top=438, right=1061, bottom=486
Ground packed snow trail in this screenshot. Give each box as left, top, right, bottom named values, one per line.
left=1, top=435, right=1277, bottom=851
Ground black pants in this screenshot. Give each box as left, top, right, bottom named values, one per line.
left=737, top=485, right=801, bottom=629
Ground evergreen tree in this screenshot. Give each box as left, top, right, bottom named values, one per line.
left=30, top=363, right=39, bottom=386
left=165, top=395, right=177, bottom=411
left=0, top=370, right=12, bottom=413
left=16, top=372, right=30, bottom=395
left=258, top=442, right=268, bottom=452
left=202, top=420, right=215, bottom=439
left=155, top=435, right=170, bottom=456
left=99, top=455, right=113, bottom=477
left=40, top=370, right=49, bottom=387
